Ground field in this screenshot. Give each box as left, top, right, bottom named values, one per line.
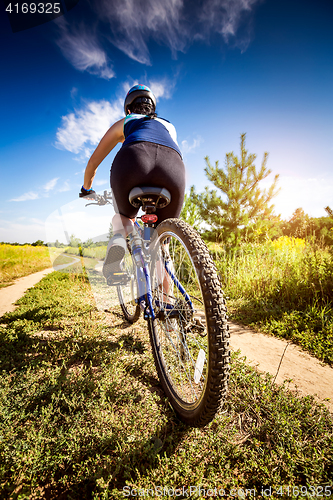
left=209, top=236, right=333, bottom=365
left=0, top=271, right=332, bottom=498
left=0, top=244, right=107, bottom=287
left=2, top=238, right=333, bottom=365
left=0, top=244, right=52, bottom=286
left=64, top=245, right=107, bottom=260
left=1, top=238, right=332, bottom=496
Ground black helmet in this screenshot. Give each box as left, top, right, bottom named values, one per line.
left=124, top=84, right=156, bottom=115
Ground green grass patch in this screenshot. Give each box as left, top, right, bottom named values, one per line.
left=0, top=271, right=332, bottom=497
left=52, top=254, right=75, bottom=267
left=0, top=244, right=52, bottom=284
left=52, top=255, right=99, bottom=275
left=63, top=246, right=107, bottom=260
left=82, top=246, right=107, bottom=260
left=209, top=238, right=333, bottom=365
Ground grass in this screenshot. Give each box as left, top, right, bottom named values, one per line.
left=0, top=271, right=332, bottom=498
left=52, top=254, right=76, bottom=267
left=63, top=246, right=107, bottom=260
left=0, top=244, right=52, bottom=285
left=0, top=243, right=101, bottom=287
left=209, top=237, right=333, bottom=365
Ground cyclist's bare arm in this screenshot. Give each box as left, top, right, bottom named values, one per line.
left=83, top=118, right=125, bottom=189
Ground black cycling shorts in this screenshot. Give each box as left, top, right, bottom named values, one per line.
left=110, top=141, right=186, bottom=223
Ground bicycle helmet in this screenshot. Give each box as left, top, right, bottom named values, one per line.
left=124, top=84, right=156, bottom=115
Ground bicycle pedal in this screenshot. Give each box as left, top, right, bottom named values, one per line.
left=106, top=273, right=130, bottom=286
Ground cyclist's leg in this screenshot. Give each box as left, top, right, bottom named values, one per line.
left=111, top=213, right=134, bottom=238
left=103, top=214, right=135, bottom=282
left=108, top=142, right=185, bottom=289
left=155, top=246, right=174, bottom=304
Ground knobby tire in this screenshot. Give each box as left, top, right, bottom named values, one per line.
left=148, top=218, right=230, bottom=427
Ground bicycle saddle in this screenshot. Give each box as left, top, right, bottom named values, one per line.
left=129, top=186, right=171, bottom=213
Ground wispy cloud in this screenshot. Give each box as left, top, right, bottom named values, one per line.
left=45, top=203, right=114, bottom=245
left=95, top=0, right=261, bottom=61
left=10, top=177, right=63, bottom=202
left=181, top=136, right=203, bottom=154
left=55, top=99, right=123, bottom=155
left=56, top=78, right=174, bottom=158
left=0, top=217, right=46, bottom=244
left=97, top=0, right=185, bottom=65
left=70, top=87, right=78, bottom=99
left=197, top=0, right=259, bottom=52
left=122, top=77, right=175, bottom=100
left=56, top=19, right=115, bottom=79
left=58, top=180, right=71, bottom=192
left=54, top=0, right=261, bottom=76
left=149, top=78, right=175, bottom=100
left=10, top=191, right=39, bottom=202
left=43, top=177, right=59, bottom=192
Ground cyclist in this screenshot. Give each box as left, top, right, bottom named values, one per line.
left=80, top=84, right=185, bottom=284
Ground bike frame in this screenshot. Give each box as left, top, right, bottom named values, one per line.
left=83, top=192, right=194, bottom=320
left=132, top=220, right=194, bottom=321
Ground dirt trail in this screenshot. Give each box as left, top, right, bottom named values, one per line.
left=0, top=268, right=54, bottom=316
left=229, top=323, right=333, bottom=413
left=0, top=257, right=80, bottom=316
left=1, top=266, right=332, bottom=413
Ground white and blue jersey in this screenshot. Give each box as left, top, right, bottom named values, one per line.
left=122, top=114, right=182, bottom=158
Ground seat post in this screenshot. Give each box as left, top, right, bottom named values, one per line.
left=143, top=226, right=155, bottom=241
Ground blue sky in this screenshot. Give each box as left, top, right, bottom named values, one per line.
left=1, top=0, right=333, bottom=243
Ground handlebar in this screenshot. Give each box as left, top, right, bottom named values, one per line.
left=84, top=190, right=113, bottom=207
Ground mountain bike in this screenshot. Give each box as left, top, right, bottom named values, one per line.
left=84, top=187, right=230, bottom=427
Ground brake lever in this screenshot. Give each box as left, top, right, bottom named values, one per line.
left=85, top=200, right=111, bottom=207
left=83, top=191, right=113, bottom=207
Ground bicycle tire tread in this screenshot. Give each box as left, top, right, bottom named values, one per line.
left=149, top=218, right=230, bottom=427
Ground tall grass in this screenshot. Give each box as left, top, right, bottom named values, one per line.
left=0, top=244, right=52, bottom=284
left=63, top=246, right=107, bottom=260
left=209, top=237, right=333, bottom=364
left=82, top=245, right=107, bottom=260
left=0, top=243, right=107, bottom=285
left=213, top=237, right=333, bottom=307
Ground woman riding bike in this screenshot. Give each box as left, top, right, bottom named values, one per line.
left=80, top=84, right=186, bottom=284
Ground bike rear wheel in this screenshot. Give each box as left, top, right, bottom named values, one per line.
left=117, top=246, right=141, bottom=323
left=149, top=218, right=230, bottom=427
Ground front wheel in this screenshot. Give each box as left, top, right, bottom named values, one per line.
left=149, top=218, right=230, bottom=427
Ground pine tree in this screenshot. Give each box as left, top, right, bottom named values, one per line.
left=192, top=133, right=280, bottom=245
left=286, top=208, right=310, bottom=238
